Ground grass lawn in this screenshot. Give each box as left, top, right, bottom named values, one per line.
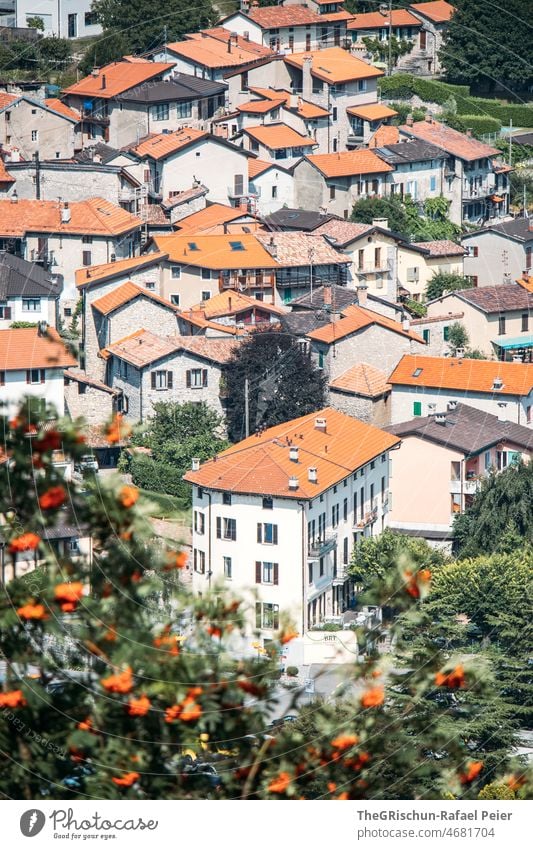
left=138, top=489, right=191, bottom=523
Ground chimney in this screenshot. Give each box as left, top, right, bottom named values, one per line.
left=230, top=31, right=239, bottom=46
left=10, top=148, right=20, bottom=162
left=435, top=412, right=446, bottom=425
left=302, top=53, right=313, bottom=101
left=447, top=400, right=458, bottom=411
left=191, top=458, right=200, bottom=471
left=314, top=417, right=327, bottom=432
left=61, top=202, right=71, bottom=224
left=289, top=446, right=299, bottom=462
left=243, top=30, right=250, bottom=40
left=493, top=376, right=504, bottom=390
left=268, top=235, right=277, bottom=258
left=228, top=295, right=232, bottom=311
left=372, top=217, right=388, bottom=230
left=308, top=467, right=317, bottom=483
left=289, top=93, right=298, bottom=109
left=356, top=284, right=368, bottom=307
left=101, top=74, right=106, bottom=90
left=241, top=0, right=250, bottom=10
left=402, top=317, right=411, bottom=332
left=37, top=320, right=48, bottom=336
left=466, top=128, right=473, bottom=137
left=227, top=37, right=232, bottom=53
left=91, top=67, right=99, bottom=77
left=425, top=113, right=432, bottom=123
left=288, top=475, right=299, bottom=490
left=10, top=190, right=18, bottom=203
left=406, top=114, right=414, bottom=127
left=323, top=285, right=332, bottom=307
left=497, top=403, right=507, bottom=421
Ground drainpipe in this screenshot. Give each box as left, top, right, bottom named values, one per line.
left=298, top=500, right=306, bottom=637
left=139, top=367, right=143, bottom=422
left=207, top=491, right=212, bottom=591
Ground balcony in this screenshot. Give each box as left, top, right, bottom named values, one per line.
left=30, top=249, right=55, bottom=268
left=449, top=478, right=481, bottom=496
left=347, top=132, right=364, bottom=147
left=332, top=565, right=348, bottom=586
left=463, top=182, right=496, bottom=200
left=219, top=272, right=275, bottom=291
left=227, top=184, right=255, bottom=199
left=356, top=260, right=392, bottom=275
left=308, top=532, right=337, bottom=560
left=353, top=506, right=378, bottom=530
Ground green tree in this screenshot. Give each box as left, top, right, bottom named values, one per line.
left=350, top=529, right=448, bottom=590
left=446, top=321, right=469, bottom=353
left=26, top=15, right=44, bottom=30
left=352, top=195, right=460, bottom=242
left=224, top=330, right=326, bottom=443
left=351, top=194, right=410, bottom=235
left=362, top=35, right=413, bottom=71
left=453, top=462, right=533, bottom=557
left=426, top=272, right=473, bottom=301
left=440, top=0, right=533, bottom=94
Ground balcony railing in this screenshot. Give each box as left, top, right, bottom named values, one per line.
left=463, top=183, right=496, bottom=200
left=30, top=250, right=55, bottom=267
left=308, top=533, right=337, bottom=560
left=219, top=272, right=275, bottom=290
left=353, top=506, right=378, bottom=530
left=332, top=565, right=348, bottom=586
left=449, top=478, right=481, bottom=496
left=356, top=260, right=392, bottom=275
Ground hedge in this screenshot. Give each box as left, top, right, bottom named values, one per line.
left=447, top=114, right=502, bottom=137
left=129, top=455, right=190, bottom=502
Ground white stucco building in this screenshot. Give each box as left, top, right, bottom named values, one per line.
left=0, top=0, right=102, bottom=38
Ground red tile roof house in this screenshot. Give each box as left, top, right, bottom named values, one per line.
left=105, top=329, right=241, bottom=422
left=399, top=117, right=511, bottom=225
left=408, top=2, right=456, bottom=75
left=347, top=9, right=424, bottom=73
left=388, top=354, right=533, bottom=427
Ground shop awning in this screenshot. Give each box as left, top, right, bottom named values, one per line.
left=493, top=334, right=533, bottom=349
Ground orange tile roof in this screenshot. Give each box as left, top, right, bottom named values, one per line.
left=285, top=47, right=383, bottom=84
left=76, top=251, right=167, bottom=288
left=307, top=304, right=425, bottom=344
left=44, top=98, right=80, bottom=122
left=154, top=233, right=278, bottom=270
left=248, top=158, right=274, bottom=178
left=348, top=10, right=421, bottom=30
left=132, top=127, right=207, bottom=160
left=246, top=88, right=330, bottom=119
left=244, top=123, right=317, bottom=150
left=400, top=119, right=499, bottom=162
left=246, top=5, right=352, bottom=27
left=409, top=1, right=455, bottom=23
left=190, top=290, right=285, bottom=319
left=0, top=93, right=17, bottom=110
left=167, top=31, right=273, bottom=69
left=63, top=61, right=175, bottom=99
left=329, top=362, right=391, bottom=397
left=388, top=354, right=533, bottom=396
left=517, top=275, right=533, bottom=293
left=0, top=197, right=141, bottom=238
left=369, top=124, right=400, bottom=148
left=237, top=98, right=286, bottom=114
left=175, top=203, right=254, bottom=233
left=91, top=281, right=179, bottom=316
left=184, top=406, right=400, bottom=499
left=0, top=327, right=77, bottom=370
left=0, top=159, right=15, bottom=183
left=305, top=148, right=393, bottom=178
left=347, top=103, right=398, bottom=121
left=106, top=328, right=238, bottom=367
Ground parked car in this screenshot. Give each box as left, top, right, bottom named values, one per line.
left=74, top=454, right=99, bottom=474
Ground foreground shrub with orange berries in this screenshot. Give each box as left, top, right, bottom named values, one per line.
left=0, top=401, right=530, bottom=801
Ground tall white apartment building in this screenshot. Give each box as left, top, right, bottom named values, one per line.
left=184, top=407, right=400, bottom=658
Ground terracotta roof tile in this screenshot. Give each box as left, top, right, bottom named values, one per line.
left=63, top=61, right=175, bottom=99
left=400, top=119, right=499, bottom=162
left=348, top=10, right=422, bottom=29
left=308, top=304, right=425, bottom=344
left=0, top=327, right=77, bottom=370
left=369, top=125, right=400, bottom=147
left=244, top=123, right=317, bottom=150
left=175, top=203, right=256, bottom=233
left=91, top=281, right=179, bottom=316
left=0, top=159, right=15, bottom=183
left=190, top=289, right=285, bottom=318
left=0, top=93, right=17, bottom=110
left=44, top=98, right=80, bottom=122
left=411, top=239, right=465, bottom=256
left=313, top=219, right=373, bottom=244
left=167, top=30, right=273, bottom=69
left=76, top=251, right=167, bottom=288
left=154, top=233, right=278, bottom=270
left=246, top=5, right=352, bottom=27
left=285, top=47, right=383, bottom=84
left=106, top=328, right=238, bottom=367
left=64, top=369, right=117, bottom=394
left=346, top=103, right=398, bottom=121
left=453, top=284, right=533, bottom=314
left=184, top=406, right=400, bottom=498
left=389, top=354, right=533, bottom=396
left=132, top=127, right=207, bottom=160
left=248, top=157, right=274, bottom=178
left=256, top=231, right=349, bottom=266
left=329, top=362, right=391, bottom=397
left=306, top=148, right=393, bottom=178
left=517, top=276, right=533, bottom=293
left=237, top=98, right=286, bottom=114
left=409, top=1, right=455, bottom=23
left=0, top=197, right=141, bottom=238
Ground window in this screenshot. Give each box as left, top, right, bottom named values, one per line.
left=318, top=351, right=325, bottom=369
left=31, top=130, right=38, bottom=142
left=223, top=556, right=232, bottom=579
left=271, top=185, right=278, bottom=199
left=26, top=368, right=44, bottom=384
left=223, top=492, right=232, bottom=505
left=353, top=491, right=357, bottom=517
left=82, top=235, right=93, bottom=244
left=343, top=537, right=348, bottom=565
left=359, top=487, right=364, bottom=521
left=526, top=247, right=532, bottom=270
left=152, top=103, right=169, bottom=121
left=308, top=562, right=313, bottom=584
left=201, top=268, right=211, bottom=280
left=343, top=497, right=348, bottom=521
left=82, top=251, right=92, bottom=266
left=450, top=461, right=460, bottom=481
left=370, top=460, right=375, bottom=470
left=176, top=101, right=192, bottom=118
left=67, top=12, right=77, bottom=37
left=145, top=281, right=155, bottom=290
left=194, top=511, right=205, bottom=534
left=319, top=557, right=324, bottom=577
left=332, top=107, right=337, bottom=121
left=201, top=290, right=211, bottom=302
left=256, top=602, right=279, bottom=630
left=216, top=517, right=237, bottom=541
left=257, top=523, right=278, bottom=544
left=255, top=561, right=278, bottom=585
left=170, top=294, right=180, bottom=306
left=186, top=368, right=207, bottom=388
left=498, top=316, right=506, bottom=335
left=22, top=298, right=40, bottom=311
left=413, top=401, right=422, bottom=416
left=443, top=326, right=450, bottom=341
left=521, top=313, right=529, bottom=332
left=193, top=548, right=205, bottom=574
left=197, top=487, right=203, bottom=499
left=331, top=504, right=339, bottom=527
left=329, top=185, right=336, bottom=200
left=85, top=11, right=98, bottom=25
left=0, top=370, right=4, bottom=385
left=430, top=175, right=437, bottom=192
left=118, top=360, right=128, bottom=379
left=484, top=450, right=491, bottom=471
left=423, top=328, right=430, bottom=343
left=5, top=111, right=9, bottom=122
left=151, top=370, right=172, bottom=390
left=116, top=393, right=128, bottom=414
left=357, top=80, right=367, bottom=93
left=171, top=266, right=181, bottom=279
left=262, top=496, right=273, bottom=510
left=527, top=406, right=532, bottom=424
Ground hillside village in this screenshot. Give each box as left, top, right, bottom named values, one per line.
left=0, top=0, right=532, bottom=702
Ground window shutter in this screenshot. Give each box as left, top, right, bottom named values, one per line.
left=216, top=517, right=221, bottom=539
left=202, top=369, right=208, bottom=387
left=4, top=307, right=11, bottom=319
left=40, top=369, right=45, bottom=384
left=256, top=523, right=262, bottom=543
left=26, top=370, right=30, bottom=384
left=151, top=372, right=156, bottom=389
left=186, top=370, right=191, bottom=388
left=273, top=525, right=278, bottom=545
left=167, top=371, right=173, bottom=389
left=255, top=561, right=261, bottom=584
left=273, top=563, right=279, bottom=585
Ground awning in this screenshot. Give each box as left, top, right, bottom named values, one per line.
left=493, top=334, right=533, bottom=349
left=346, top=103, right=398, bottom=121
left=490, top=194, right=504, bottom=203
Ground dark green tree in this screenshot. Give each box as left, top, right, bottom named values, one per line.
left=439, top=0, right=533, bottom=94
left=426, top=271, right=473, bottom=301
left=351, top=194, right=411, bottom=235
left=362, top=35, right=413, bottom=71
left=350, top=529, right=447, bottom=590
left=446, top=321, right=470, bottom=353
left=225, top=329, right=326, bottom=443
left=351, top=195, right=460, bottom=242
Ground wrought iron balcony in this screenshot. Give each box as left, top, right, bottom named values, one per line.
left=308, top=533, right=337, bottom=559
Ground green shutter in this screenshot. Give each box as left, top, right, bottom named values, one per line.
left=413, top=401, right=422, bottom=416
left=443, top=326, right=450, bottom=341
left=423, top=329, right=430, bottom=343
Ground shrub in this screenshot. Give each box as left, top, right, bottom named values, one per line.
left=286, top=666, right=299, bottom=677
left=129, top=455, right=189, bottom=501
left=445, top=114, right=502, bottom=137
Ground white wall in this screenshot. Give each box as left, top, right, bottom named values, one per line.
left=13, top=0, right=101, bottom=38
left=0, top=366, right=65, bottom=416
left=390, top=384, right=533, bottom=427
